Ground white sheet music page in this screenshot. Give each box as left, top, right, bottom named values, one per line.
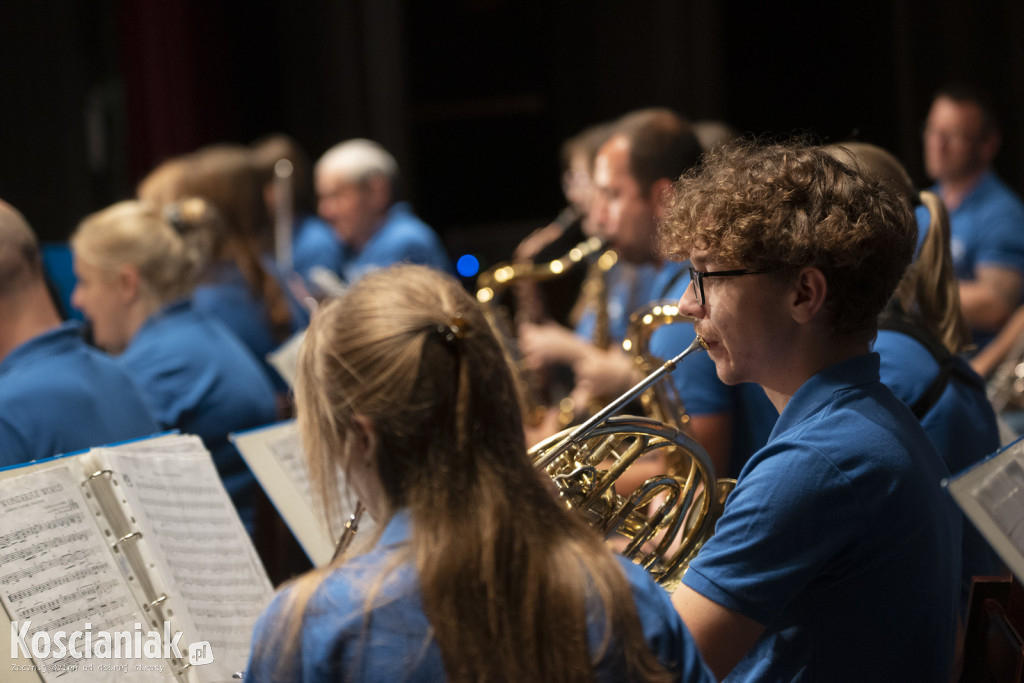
left=91, top=435, right=274, bottom=682
left=266, top=423, right=313, bottom=499
left=947, top=436, right=1024, bottom=583
left=233, top=421, right=369, bottom=567
left=0, top=463, right=170, bottom=682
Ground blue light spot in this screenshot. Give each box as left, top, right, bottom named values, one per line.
left=457, top=254, right=480, bottom=278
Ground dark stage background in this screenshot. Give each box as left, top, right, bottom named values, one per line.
left=2, top=0, right=1023, bottom=277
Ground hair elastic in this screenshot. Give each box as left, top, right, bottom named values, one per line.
left=435, top=315, right=467, bottom=345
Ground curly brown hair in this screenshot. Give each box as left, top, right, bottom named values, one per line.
left=658, top=139, right=916, bottom=336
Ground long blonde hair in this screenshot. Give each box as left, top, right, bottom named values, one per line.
left=271, top=265, right=671, bottom=682
left=71, top=199, right=216, bottom=304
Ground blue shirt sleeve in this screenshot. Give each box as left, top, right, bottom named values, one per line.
left=683, top=445, right=863, bottom=625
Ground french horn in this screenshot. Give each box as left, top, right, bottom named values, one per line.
left=530, top=336, right=735, bottom=591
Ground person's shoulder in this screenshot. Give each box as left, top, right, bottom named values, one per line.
left=381, top=204, right=441, bottom=240
left=3, top=326, right=123, bottom=390
left=613, top=558, right=715, bottom=682
left=613, top=558, right=679, bottom=623
left=974, top=171, right=1024, bottom=218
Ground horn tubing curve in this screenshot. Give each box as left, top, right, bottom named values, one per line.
left=535, top=335, right=708, bottom=470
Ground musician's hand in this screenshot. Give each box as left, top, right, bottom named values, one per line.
left=518, top=322, right=588, bottom=370
left=573, top=347, right=640, bottom=399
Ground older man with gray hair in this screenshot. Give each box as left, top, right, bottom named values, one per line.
left=314, top=138, right=451, bottom=285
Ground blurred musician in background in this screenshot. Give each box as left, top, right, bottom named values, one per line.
left=70, top=199, right=278, bottom=533
left=922, top=83, right=1024, bottom=348
left=245, top=264, right=714, bottom=682
left=250, top=133, right=338, bottom=298
left=520, top=108, right=777, bottom=479
left=509, top=120, right=634, bottom=329
left=314, top=138, right=452, bottom=284
left=138, top=145, right=310, bottom=402
left=663, top=140, right=960, bottom=681
left=0, top=199, right=158, bottom=466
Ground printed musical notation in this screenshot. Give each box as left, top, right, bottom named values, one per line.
left=266, top=424, right=354, bottom=532
left=0, top=512, right=84, bottom=549
left=0, top=464, right=163, bottom=682
left=95, top=438, right=273, bottom=679
left=267, top=427, right=311, bottom=498
left=233, top=420, right=368, bottom=567
left=0, top=532, right=91, bottom=568
left=7, top=563, right=108, bottom=601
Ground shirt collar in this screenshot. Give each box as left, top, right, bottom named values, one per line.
left=0, top=320, right=87, bottom=376
left=375, top=508, right=412, bottom=549
left=769, top=352, right=881, bottom=441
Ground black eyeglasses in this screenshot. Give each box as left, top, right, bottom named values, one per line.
left=688, top=266, right=771, bottom=306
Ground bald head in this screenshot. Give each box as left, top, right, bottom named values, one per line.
left=0, top=200, right=42, bottom=298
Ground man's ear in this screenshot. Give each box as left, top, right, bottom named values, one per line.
left=649, top=177, right=674, bottom=220
left=789, top=267, right=828, bottom=324
left=116, top=264, right=141, bottom=303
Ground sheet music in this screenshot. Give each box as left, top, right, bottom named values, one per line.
left=266, top=330, right=305, bottom=389
left=266, top=425, right=313, bottom=500
left=0, top=464, right=169, bottom=682
left=233, top=422, right=368, bottom=567
left=91, top=436, right=273, bottom=682
left=975, top=456, right=1024, bottom=549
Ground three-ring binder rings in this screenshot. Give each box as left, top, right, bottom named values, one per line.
left=0, top=433, right=274, bottom=682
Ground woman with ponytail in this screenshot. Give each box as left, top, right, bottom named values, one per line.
left=70, top=199, right=277, bottom=532
left=138, top=145, right=310, bottom=402
left=827, top=142, right=1003, bottom=616
left=245, top=264, right=711, bottom=682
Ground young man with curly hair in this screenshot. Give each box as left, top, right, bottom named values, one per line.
left=661, top=140, right=961, bottom=681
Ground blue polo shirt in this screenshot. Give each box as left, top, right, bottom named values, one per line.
left=935, top=171, right=1024, bottom=281
left=920, top=171, right=1024, bottom=347
left=648, top=262, right=778, bottom=477
left=874, top=328, right=1003, bottom=609
left=116, top=300, right=278, bottom=530
left=292, top=213, right=343, bottom=283
left=245, top=510, right=713, bottom=682
left=683, top=353, right=960, bottom=681
left=193, top=259, right=309, bottom=392
left=338, top=202, right=452, bottom=284
left=0, top=321, right=159, bottom=467
left=575, top=261, right=659, bottom=344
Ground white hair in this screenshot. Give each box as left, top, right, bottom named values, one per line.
left=315, top=138, right=398, bottom=184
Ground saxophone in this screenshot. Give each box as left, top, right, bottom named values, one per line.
left=622, top=299, right=695, bottom=432
left=476, top=235, right=608, bottom=425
